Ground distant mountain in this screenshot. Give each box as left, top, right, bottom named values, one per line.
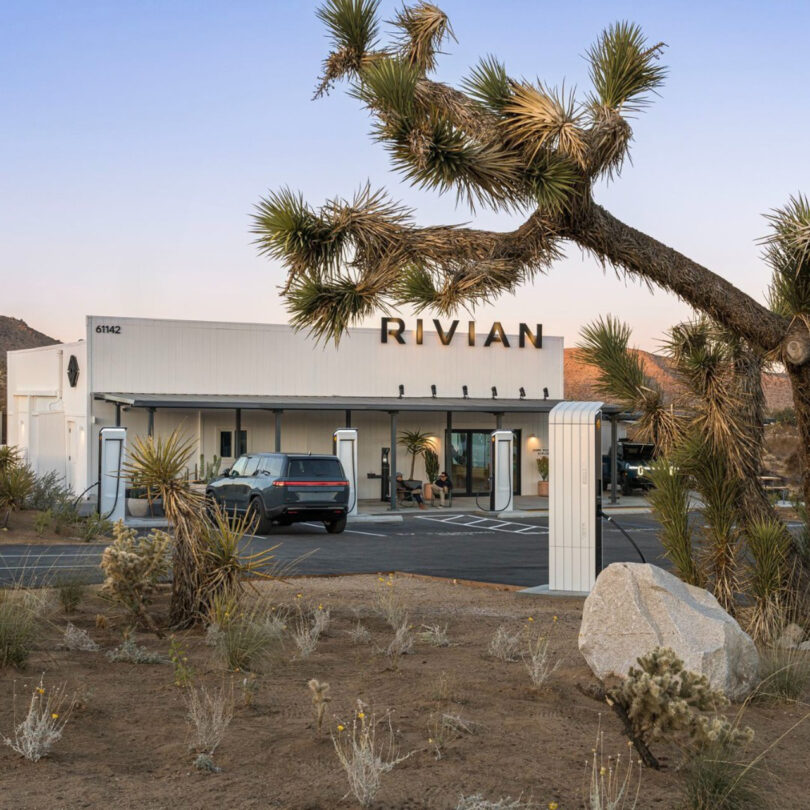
left=564, top=348, right=792, bottom=413
left=1, top=316, right=60, bottom=416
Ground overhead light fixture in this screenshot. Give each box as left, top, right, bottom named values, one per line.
left=491, top=386, right=498, bottom=399
left=431, top=384, right=437, bottom=398
left=462, top=385, right=468, bottom=399
left=519, top=387, right=526, bottom=399
left=543, top=387, right=549, bottom=400
left=398, top=384, right=405, bottom=398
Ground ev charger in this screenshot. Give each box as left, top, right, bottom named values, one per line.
left=333, top=428, right=358, bottom=517
left=489, top=429, right=515, bottom=513
left=548, top=401, right=603, bottom=593
left=98, top=426, right=126, bottom=523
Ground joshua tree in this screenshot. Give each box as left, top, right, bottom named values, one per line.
left=252, top=1, right=810, bottom=507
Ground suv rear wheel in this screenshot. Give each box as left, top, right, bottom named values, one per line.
left=247, top=497, right=272, bottom=535
left=324, top=516, right=347, bottom=534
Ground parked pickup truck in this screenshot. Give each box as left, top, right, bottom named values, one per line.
left=602, top=440, right=656, bottom=495
left=206, top=453, right=350, bottom=534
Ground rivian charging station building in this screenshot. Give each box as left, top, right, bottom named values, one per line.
left=6, top=314, right=622, bottom=510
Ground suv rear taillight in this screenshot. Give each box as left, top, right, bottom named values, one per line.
left=272, top=480, right=349, bottom=487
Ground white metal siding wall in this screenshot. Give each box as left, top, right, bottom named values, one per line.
left=88, top=316, right=563, bottom=401
left=549, top=401, right=602, bottom=592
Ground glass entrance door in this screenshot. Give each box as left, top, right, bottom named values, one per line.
left=448, top=430, right=521, bottom=496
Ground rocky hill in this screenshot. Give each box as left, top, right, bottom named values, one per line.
left=0, top=316, right=59, bottom=415
left=564, top=348, right=792, bottom=413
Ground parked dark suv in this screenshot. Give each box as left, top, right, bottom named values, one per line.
left=206, top=453, right=350, bottom=534
left=602, top=440, right=656, bottom=495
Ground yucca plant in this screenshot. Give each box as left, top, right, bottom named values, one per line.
left=0, top=445, right=22, bottom=473
left=0, top=462, right=36, bottom=529
left=744, top=519, right=792, bottom=643
left=398, top=429, right=433, bottom=479
left=124, top=430, right=205, bottom=628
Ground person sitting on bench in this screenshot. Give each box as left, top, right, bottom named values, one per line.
left=429, top=471, right=453, bottom=507
left=395, top=472, right=426, bottom=509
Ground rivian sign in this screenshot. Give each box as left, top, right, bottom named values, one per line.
left=380, top=318, right=542, bottom=348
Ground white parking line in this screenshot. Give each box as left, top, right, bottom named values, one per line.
left=300, top=522, right=386, bottom=538
left=415, top=515, right=545, bottom=535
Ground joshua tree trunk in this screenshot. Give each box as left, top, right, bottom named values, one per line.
left=788, top=363, right=810, bottom=511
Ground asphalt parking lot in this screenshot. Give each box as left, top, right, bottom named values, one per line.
left=0, top=511, right=671, bottom=588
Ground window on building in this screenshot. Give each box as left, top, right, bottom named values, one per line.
left=220, top=430, right=247, bottom=458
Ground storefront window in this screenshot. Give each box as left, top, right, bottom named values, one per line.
left=220, top=430, right=247, bottom=458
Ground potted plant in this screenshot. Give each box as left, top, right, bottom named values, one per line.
left=536, top=455, right=549, bottom=497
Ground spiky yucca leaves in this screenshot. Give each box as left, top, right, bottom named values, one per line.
left=586, top=22, right=667, bottom=114
left=502, top=83, right=587, bottom=168
left=125, top=430, right=206, bottom=628
left=744, top=519, right=792, bottom=644
left=316, top=0, right=381, bottom=95
left=392, top=2, right=454, bottom=74
left=0, top=462, right=35, bottom=529
left=578, top=315, right=681, bottom=454
left=764, top=193, right=810, bottom=322
left=462, top=56, right=512, bottom=113
left=0, top=445, right=22, bottom=473
left=646, top=460, right=701, bottom=587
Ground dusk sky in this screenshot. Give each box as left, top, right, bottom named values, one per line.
left=3, top=1, right=809, bottom=351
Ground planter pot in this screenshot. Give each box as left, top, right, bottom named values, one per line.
left=126, top=497, right=165, bottom=518
left=537, top=481, right=549, bottom=497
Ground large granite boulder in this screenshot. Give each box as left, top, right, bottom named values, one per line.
left=578, top=562, right=759, bottom=701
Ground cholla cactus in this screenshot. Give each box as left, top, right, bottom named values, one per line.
left=608, top=647, right=752, bottom=753
left=100, top=522, right=170, bottom=634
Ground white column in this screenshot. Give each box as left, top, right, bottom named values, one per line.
left=333, top=428, right=359, bottom=517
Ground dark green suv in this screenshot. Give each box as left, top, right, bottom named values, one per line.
left=206, top=453, right=350, bottom=534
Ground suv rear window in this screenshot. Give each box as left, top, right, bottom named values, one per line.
left=286, top=458, right=343, bottom=480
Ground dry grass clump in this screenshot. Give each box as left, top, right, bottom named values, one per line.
left=488, top=625, right=523, bottom=662
left=292, top=608, right=325, bottom=659
left=100, top=522, right=170, bottom=636
left=3, top=676, right=73, bottom=762
left=455, top=795, right=534, bottom=809
left=106, top=638, right=166, bottom=665
left=54, top=575, right=88, bottom=614
left=185, top=682, right=234, bottom=759
left=418, top=623, right=450, bottom=647
left=374, top=574, right=407, bottom=628
left=427, top=711, right=475, bottom=760
left=754, top=647, right=810, bottom=703
left=679, top=740, right=763, bottom=810
left=523, top=632, right=559, bottom=689
left=386, top=620, right=414, bottom=658
left=0, top=588, right=45, bottom=668
left=213, top=607, right=282, bottom=672
left=347, top=621, right=372, bottom=643
left=62, top=622, right=99, bottom=652
left=332, top=702, right=411, bottom=808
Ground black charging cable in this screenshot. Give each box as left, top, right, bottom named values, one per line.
left=598, top=505, right=646, bottom=563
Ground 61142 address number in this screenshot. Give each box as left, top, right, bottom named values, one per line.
left=95, top=325, right=121, bottom=334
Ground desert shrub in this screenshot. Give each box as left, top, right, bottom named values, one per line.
left=0, top=462, right=36, bottom=528
left=240, top=672, right=259, bottom=706
left=418, top=623, right=450, bottom=647
left=585, top=729, right=641, bottom=810
left=78, top=512, right=114, bottom=542
left=3, top=676, right=73, bottom=761
left=608, top=648, right=752, bottom=760
left=386, top=620, right=414, bottom=658
left=755, top=647, right=810, bottom=702
left=347, top=621, right=372, bottom=643
left=100, top=522, right=170, bottom=633
left=25, top=470, right=73, bottom=512
left=332, top=703, right=410, bottom=808
left=308, top=678, right=331, bottom=733
left=169, top=636, right=194, bottom=687
left=54, top=574, right=87, bottom=614
left=33, top=511, right=51, bottom=536
left=455, top=796, right=532, bottom=810
left=680, top=740, right=763, bottom=810
left=214, top=609, right=281, bottom=671
left=771, top=407, right=797, bottom=426
left=185, top=682, right=233, bottom=758
left=62, top=622, right=99, bottom=652
left=0, top=590, right=43, bottom=668
left=292, top=608, right=324, bottom=659
left=523, top=632, right=559, bottom=689
left=373, top=574, right=406, bottom=628
left=488, top=625, right=523, bottom=662
left=106, top=638, right=166, bottom=664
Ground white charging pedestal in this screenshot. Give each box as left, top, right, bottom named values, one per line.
left=489, top=429, right=515, bottom=513
left=547, top=401, right=603, bottom=594
left=98, top=426, right=127, bottom=524
left=333, top=429, right=359, bottom=517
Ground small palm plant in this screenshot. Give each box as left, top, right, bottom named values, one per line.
left=398, top=429, right=433, bottom=479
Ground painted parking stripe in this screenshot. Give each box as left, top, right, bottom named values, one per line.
left=415, top=515, right=545, bottom=535
left=300, top=522, right=386, bottom=538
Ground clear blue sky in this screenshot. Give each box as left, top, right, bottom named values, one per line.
left=2, top=1, right=809, bottom=350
